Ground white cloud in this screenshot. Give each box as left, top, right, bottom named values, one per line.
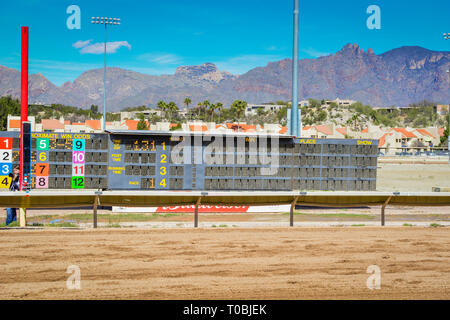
left=301, top=47, right=330, bottom=58
left=72, top=40, right=92, bottom=49
left=75, top=41, right=132, bottom=54
left=138, top=53, right=183, bottom=65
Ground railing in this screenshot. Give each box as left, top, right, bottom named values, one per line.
left=1, top=190, right=450, bottom=228
left=378, top=146, right=449, bottom=157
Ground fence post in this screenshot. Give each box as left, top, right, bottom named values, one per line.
left=93, top=191, right=101, bottom=229
left=194, top=196, right=202, bottom=228
left=381, top=196, right=392, bottom=226
left=290, top=195, right=299, bottom=227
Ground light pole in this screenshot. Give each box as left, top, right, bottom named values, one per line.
left=443, top=33, right=450, bottom=163
left=91, top=16, right=121, bottom=131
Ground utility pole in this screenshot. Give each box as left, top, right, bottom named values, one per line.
left=443, top=33, right=450, bottom=163
left=290, top=0, right=301, bottom=137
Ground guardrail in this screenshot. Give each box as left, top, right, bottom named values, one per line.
left=1, top=190, right=450, bottom=228
left=378, top=146, right=449, bottom=157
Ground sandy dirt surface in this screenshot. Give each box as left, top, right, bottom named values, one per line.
left=377, top=163, right=450, bottom=192
left=0, top=227, right=449, bottom=300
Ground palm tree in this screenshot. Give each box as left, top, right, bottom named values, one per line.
left=202, top=100, right=210, bottom=122
left=157, top=100, right=167, bottom=119
left=231, top=100, right=247, bottom=121
left=196, top=102, right=203, bottom=119
left=208, top=103, right=217, bottom=122
left=215, top=102, right=223, bottom=123
left=184, top=97, right=192, bottom=108
left=184, top=97, right=192, bottom=120
left=231, top=100, right=248, bottom=132
left=167, top=102, right=179, bottom=123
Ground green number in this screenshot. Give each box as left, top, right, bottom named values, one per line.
left=37, top=138, right=49, bottom=151
left=72, top=176, right=85, bottom=189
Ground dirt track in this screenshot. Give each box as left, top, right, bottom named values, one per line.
left=0, top=227, right=449, bottom=299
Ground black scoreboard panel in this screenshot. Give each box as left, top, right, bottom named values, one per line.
left=0, top=132, right=109, bottom=190
left=0, top=131, right=378, bottom=191
left=107, top=132, right=378, bottom=191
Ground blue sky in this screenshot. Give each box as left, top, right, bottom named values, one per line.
left=0, top=0, right=449, bottom=85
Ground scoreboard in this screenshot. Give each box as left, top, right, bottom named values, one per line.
left=0, top=131, right=378, bottom=191
left=0, top=132, right=108, bottom=190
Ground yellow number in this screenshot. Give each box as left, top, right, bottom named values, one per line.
left=142, top=140, right=149, bottom=151
left=49, top=138, right=57, bottom=149
left=39, top=152, right=47, bottom=162
left=160, top=178, right=166, bottom=187
left=150, top=141, right=156, bottom=151
left=160, top=154, right=167, bottom=163
left=133, top=140, right=139, bottom=151
left=162, top=141, right=166, bottom=150
left=160, top=167, right=166, bottom=175
left=149, top=178, right=155, bottom=189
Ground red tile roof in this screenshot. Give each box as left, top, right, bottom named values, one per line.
left=85, top=120, right=101, bottom=130
left=302, top=126, right=312, bottom=130
left=336, top=127, right=347, bottom=136
left=438, top=128, right=445, bottom=137
left=42, top=119, right=65, bottom=130
left=190, top=124, right=208, bottom=132
left=315, top=125, right=332, bottom=136
left=378, top=133, right=388, bottom=147
left=125, top=120, right=138, bottom=130
left=393, top=128, right=416, bottom=138
left=279, top=126, right=287, bottom=134
left=416, top=129, right=435, bottom=138
left=361, top=127, right=368, bottom=133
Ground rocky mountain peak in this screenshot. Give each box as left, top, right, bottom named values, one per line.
left=175, top=63, right=236, bottom=82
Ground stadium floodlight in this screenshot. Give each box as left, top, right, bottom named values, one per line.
left=91, top=16, right=121, bottom=132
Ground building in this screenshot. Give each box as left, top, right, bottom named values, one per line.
left=7, top=115, right=36, bottom=131
left=245, top=104, right=285, bottom=116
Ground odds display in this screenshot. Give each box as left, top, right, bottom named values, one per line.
left=0, top=131, right=378, bottom=191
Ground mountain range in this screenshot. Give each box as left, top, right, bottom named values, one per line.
left=0, top=43, right=449, bottom=111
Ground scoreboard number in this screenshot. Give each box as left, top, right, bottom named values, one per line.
left=1, top=163, right=12, bottom=175
left=72, top=165, right=84, bottom=176
left=72, top=176, right=85, bottom=189
left=73, top=151, right=85, bottom=164
left=0, top=176, right=12, bottom=189
left=0, top=150, right=12, bottom=162
left=38, top=152, right=47, bottom=162
left=36, top=176, right=49, bottom=189
left=73, top=139, right=85, bottom=151
left=0, top=138, right=12, bottom=149
left=36, top=163, right=49, bottom=176
left=37, top=138, right=49, bottom=150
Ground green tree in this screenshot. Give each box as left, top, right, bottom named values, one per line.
left=90, top=104, right=99, bottom=117
left=166, top=101, right=179, bottom=122
left=184, top=97, right=192, bottom=108
left=137, top=113, right=148, bottom=130
left=0, top=96, right=20, bottom=130
left=157, top=100, right=167, bottom=119
left=231, top=100, right=248, bottom=121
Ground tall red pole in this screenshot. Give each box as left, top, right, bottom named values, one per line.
left=20, top=26, right=29, bottom=191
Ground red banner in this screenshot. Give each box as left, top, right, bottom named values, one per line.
left=155, top=205, right=251, bottom=213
